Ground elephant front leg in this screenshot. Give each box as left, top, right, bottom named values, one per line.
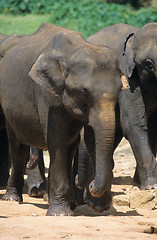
left=119, top=89, right=157, bottom=190
left=47, top=146, right=74, bottom=216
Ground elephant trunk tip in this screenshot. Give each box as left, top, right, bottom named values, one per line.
left=75, top=174, right=86, bottom=190
left=89, top=180, right=107, bottom=198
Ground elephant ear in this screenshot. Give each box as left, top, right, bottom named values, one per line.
left=29, top=49, right=66, bottom=95
left=122, top=33, right=135, bottom=78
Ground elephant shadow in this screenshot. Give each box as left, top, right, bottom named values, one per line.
left=0, top=193, right=141, bottom=217
left=74, top=205, right=142, bottom=217
left=22, top=201, right=49, bottom=210
left=113, top=176, right=138, bottom=187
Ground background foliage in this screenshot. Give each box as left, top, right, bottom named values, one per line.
left=0, top=0, right=156, bottom=37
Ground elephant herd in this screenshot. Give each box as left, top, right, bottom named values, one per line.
left=0, top=22, right=157, bottom=216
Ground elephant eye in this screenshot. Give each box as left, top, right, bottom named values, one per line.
left=81, top=88, right=88, bottom=97
left=144, top=59, right=155, bottom=71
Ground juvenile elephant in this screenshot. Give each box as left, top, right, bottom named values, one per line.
left=79, top=23, right=157, bottom=190
left=0, top=23, right=122, bottom=216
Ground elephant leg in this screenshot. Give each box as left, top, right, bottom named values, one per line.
left=133, top=113, right=157, bottom=186
left=0, top=129, right=10, bottom=188
left=2, top=123, right=29, bottom=203
left=112, top=103, right=123, bottom=170
left=27, top=148, right=47, bottom=198
left=46, top=117, right=80, bottom=216
left=119, top=88, right=157, bottom=189
left=67, top=136, right=85, bottom=209
left=148, top=111, right=157, bottom=156
left=47, top=146, right=74, bottom=216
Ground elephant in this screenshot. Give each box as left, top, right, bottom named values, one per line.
left=0, top=22, right=122, bottom=216
left=0, top=33, right=47, bottom=195
left=76, top=23, right=157, bottom=192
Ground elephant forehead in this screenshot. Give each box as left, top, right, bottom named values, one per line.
left=70, top=45, right=116, bottom=64
left=133, top=30, right=157, bottom=49
left=133, top=36, right=157, bottom=58
left=69, top=51, right=96, bottom=66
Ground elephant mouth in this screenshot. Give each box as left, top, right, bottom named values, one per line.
left=63, top=92, right=89, bottom=123
left=64, top=103, right=89, bottom=123
left=121, top=74, right=129, bottom=90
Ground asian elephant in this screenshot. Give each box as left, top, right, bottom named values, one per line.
left=0, top=33, right=47, bottom=195
left=0, top=23, right=122, bottom=216
left=76, top=23, right=157, bottom=192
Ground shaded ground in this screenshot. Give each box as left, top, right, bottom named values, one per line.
left=0, top=138, right=157, bottom=240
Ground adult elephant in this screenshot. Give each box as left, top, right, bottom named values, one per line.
left=77, top=23, right=157, bottom=191
left=0, top=23, right=122, bottom=216
left=0, top=33, right=47, bottom=195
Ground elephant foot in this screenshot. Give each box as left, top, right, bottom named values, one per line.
left=2, top=189, right=23, bottom=203
left=133, top=168, right=140, bottom=185
left=75, top=174, right=86, bottom=190
left=28, top=182, right=47, bottom=198
left=46, top=204, right=74, bottom=216
left=140, top=179, right=157, bottom=190
left=134, top=167, right=157, bottom=190
left=73, top=185, right=85, bottom=206
left=43, top=193, right=48, bottom=201
left=84, top=187, right=112, bottom=213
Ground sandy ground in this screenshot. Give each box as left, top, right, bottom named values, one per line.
left=0, top=138, right=157, bottom=240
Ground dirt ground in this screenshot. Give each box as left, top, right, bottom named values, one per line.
left=0, top=138, right=157, bottom=240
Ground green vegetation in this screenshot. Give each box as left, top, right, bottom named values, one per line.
left=0, top=0, right=156, bottom=37
left=0, top=14, right=50, bottom=35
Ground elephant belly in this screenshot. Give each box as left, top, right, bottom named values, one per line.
left=3, top=103, right=47, bottom=149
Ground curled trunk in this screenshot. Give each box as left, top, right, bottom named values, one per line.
left=85, top=98, right=116, bottom=198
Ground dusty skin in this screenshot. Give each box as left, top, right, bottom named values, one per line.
left=0, top=138, right=157, bottom=240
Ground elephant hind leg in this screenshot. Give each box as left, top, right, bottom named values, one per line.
left=0, top=129, right=10, bottom=188
left=2, top=123, right=29, bottom=203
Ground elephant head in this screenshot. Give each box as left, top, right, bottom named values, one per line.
left=123, top=23, right=157, bottom=94
left=29, top=31, right=122, bottom=198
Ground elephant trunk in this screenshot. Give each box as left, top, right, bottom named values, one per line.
left=86, top=98, right=115, bottom=198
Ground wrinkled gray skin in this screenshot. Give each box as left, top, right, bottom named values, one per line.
left=0, top=23, right=121, bottom=216
left=0, top=33, right=46, bottom=195
left=77, top=23, right=157, bottom=191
